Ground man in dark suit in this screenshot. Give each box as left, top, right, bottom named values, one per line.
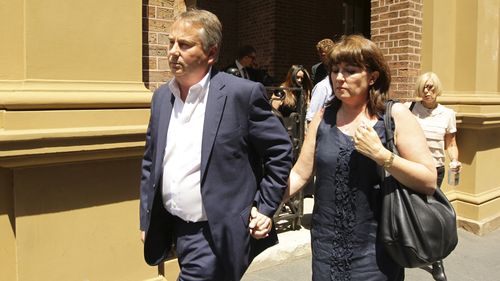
left=311, top=38, right=335, bottom=85
left=139, top=9, right=293, bottom=281
left=224, top=45, right=275, bottom=86
left=224, top=45, right=257, bottom=81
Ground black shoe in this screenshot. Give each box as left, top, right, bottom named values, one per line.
left=432, top=260, right=447, bottom=281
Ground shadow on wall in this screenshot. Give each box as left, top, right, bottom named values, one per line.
left=0, top=167, right=15, bottom=234
left=2, top=157, right=142, bottom=218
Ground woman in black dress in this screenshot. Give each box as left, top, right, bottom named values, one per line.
left=286, top=35, right=437, bottom=281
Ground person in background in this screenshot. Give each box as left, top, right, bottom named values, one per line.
left=224, top=45, right=257, bottom=81
left=311, top=38, right=335, bottom=85
left=139, top=9, right=293, bottom=281
left=286, top=34, right=436, bottom=281
left=270, top=65, right=313, bottom=196
left=303, top=75, right=333, bottom=198
left=306, top=75, right=333, bottom=123
left=270, top=64, right=313, bottom=118
left=248, top=60, right=275, bottom=86
left=306, top=40, right=336, bottom=198
left=409, top=71, right=461, bottom=281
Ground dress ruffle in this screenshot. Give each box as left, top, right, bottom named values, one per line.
left=330, top=138, right=356, bottom=281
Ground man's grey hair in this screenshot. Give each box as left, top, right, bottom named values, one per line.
left=175, top=9, right=222, bottom=61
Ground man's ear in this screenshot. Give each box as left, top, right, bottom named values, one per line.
left=369, top=71, right=380, bottom=86
left=207, top=46, right=218, bottom=65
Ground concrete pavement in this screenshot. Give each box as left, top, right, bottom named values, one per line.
left=242, top=198, right=500, bottom=281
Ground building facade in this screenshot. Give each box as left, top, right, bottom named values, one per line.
left=1, top=0, right=500, bottom=280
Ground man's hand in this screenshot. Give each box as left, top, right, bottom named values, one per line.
left=248, top=206, right=273, bottom=239
left=141, top=231, right=146, bottom=243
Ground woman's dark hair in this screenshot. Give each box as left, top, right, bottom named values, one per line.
left=280, top=65, right=313, bottom=109
left=326, top=34, right=391, bottom=116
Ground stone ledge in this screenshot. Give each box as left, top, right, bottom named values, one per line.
left=458, top=214, right=500, bottom=236
left=0, top=80, right=152, bottom=110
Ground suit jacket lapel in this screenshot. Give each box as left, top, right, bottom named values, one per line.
left=154, top=91, right=175, bottom=183
left=201, top=70, right=227, bottom=183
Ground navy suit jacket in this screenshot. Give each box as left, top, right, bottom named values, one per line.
left=312, top=62, right=328, bottom=86
left=139, top=70, right=293, bottom=280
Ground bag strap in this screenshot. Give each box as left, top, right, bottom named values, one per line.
left=409, top=101, right=416, bottom=112
left=383, top=100, right=396, bottom=153
left=379, top=100, right=396, bottom=183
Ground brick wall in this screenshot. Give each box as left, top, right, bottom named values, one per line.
left=198, top=0, right=280, bottom=77
left=236, top=1, right=278, bottom=77
left=196, top=0, right=239, bottom=72
left=143, top=0, right=367, bottom=88
left=370, top=0, right=423, bottom=99
left=142, top=0, right=186, bottom=91
left=198, top=0, right=344, bottom=83
left=273, top=0, right=343, bottom=82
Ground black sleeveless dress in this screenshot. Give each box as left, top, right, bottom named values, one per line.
left=311, top=105, right=404, bottom=281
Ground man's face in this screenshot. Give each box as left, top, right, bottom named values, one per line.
left=167, top=21, right=216, bottom=83
left=240, top=52, right=256, bottom=68
left=318, top=48, right=328, bottom=63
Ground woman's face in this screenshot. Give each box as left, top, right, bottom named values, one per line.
left=331, top=62, right=374, bottom=102
left=421, top=79, right=437, bottom=104
left=295, top=70, right=304, bottom=86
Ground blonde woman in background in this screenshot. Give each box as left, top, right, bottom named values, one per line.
left=409, top=72, right=461, bottom=281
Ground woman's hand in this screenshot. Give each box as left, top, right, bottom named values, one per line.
left=353, top=121, right=389, bottom=165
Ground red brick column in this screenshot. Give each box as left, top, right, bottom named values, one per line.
left=143, top=0, right=186, bottom=92
left=371, top=0, right=423, bottom=99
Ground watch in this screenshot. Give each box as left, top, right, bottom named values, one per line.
left=383, top=152, right=395, bottom=169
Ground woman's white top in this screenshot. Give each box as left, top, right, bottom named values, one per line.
left=411, top=102, right=457, bottom=167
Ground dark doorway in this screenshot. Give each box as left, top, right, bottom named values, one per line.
left=197, top=0, right=371, bottom=84
left=342, top=0, right=371, bottom=38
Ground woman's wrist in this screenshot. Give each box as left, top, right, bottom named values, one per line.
left=375, top=147, right=392, bottom=167
left=383, top=152, right=395, bottom=169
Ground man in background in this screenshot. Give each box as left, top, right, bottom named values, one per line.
left=306, top=76, right=333, bottom=123
left=311, top=38, right=335, bottom=86
left=225, top=45, right=257, bottom=81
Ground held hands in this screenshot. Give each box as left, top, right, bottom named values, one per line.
left=141, top=230, right=146, bottom=243
left=140, top=209, right=274, bottom=242
left=249, top=206, right=273, bottom=239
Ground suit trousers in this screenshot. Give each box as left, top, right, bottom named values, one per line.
left=173, top=216, right=225, bottom=281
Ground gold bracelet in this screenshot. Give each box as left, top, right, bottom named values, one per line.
left=383, top=153, right=395, bottom=169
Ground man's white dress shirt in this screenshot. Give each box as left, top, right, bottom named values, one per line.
left=235, top=60, right=249, bottom=79
left=306, top=76, right=333, bottom=122
left=162, top=71, right=211, bottom=222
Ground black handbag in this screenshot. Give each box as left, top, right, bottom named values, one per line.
left=378, top=100, right=458, bottom=268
